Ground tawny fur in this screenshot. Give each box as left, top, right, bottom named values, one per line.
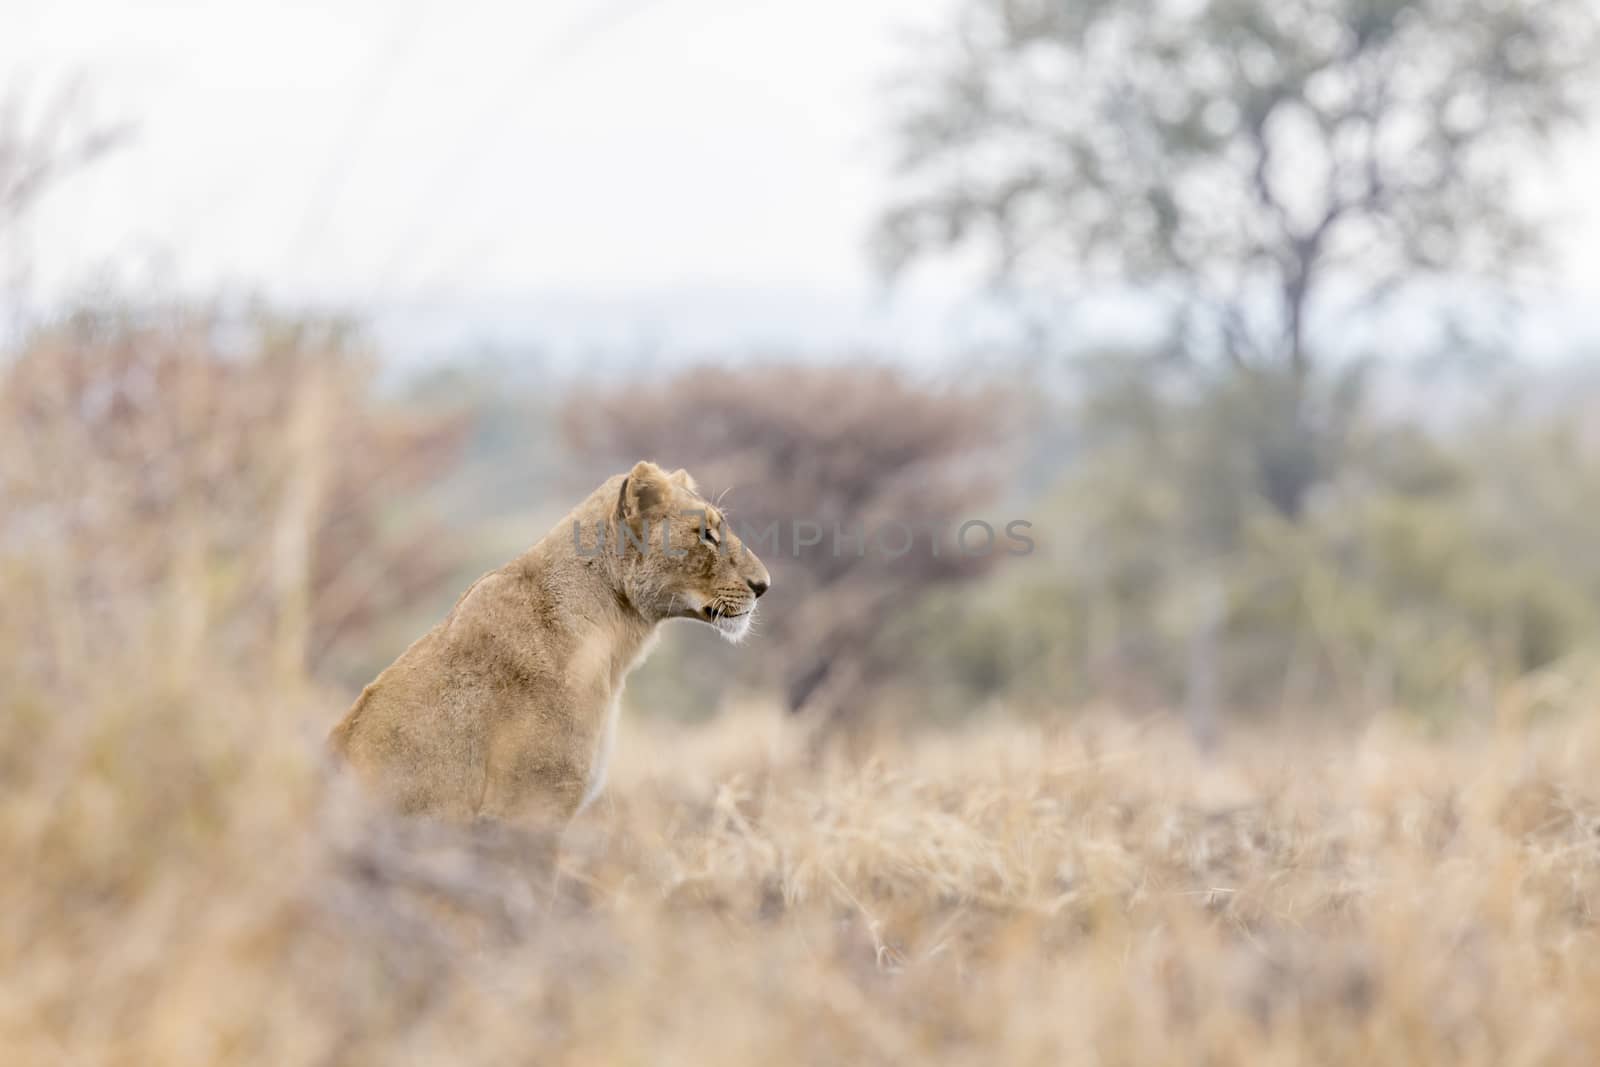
left=328, top=461, right=770, bottom=824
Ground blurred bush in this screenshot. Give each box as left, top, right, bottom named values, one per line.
left=0, top=306, right=469, bottom=691
left=564, top=361, right=1016, bottom=743
left=903, top=363, right=1600, bottom=725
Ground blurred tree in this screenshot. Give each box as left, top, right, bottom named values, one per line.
left=0, top=83, right=129, bottom=334
left=564, top=363, right=1012, bottom=743
left=0, top=81, right=125, bottom=234
left=879, top=0, right=1597, bottom=517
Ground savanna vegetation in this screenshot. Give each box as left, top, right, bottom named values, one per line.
left=5, top=232, right=1600, bottom=1067
left=5, top=0, right=1600, bottom=1061
left=6, top=572, right=1600, bottom=1064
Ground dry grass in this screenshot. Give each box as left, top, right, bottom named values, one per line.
left=5, top=328, right=1600, bottom=1064
left=5, top=667, right=1600, bottom=1066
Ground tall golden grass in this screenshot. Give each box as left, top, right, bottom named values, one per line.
left=4, top=319, right=1600, bottom=1065
left=5, top=660, right=1600, bottom=1065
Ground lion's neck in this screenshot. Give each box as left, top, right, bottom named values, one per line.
left=511, top=487, right=658, bottom=691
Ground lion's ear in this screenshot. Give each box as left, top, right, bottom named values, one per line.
left=618, top=460, right=673, bottom=520
left=669, top=468, right=697, bottom=493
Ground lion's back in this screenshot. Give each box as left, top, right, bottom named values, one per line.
left=328, top=628, right=492, bottom=817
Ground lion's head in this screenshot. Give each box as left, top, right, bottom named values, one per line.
left=611, top=460, right=770, bottom=643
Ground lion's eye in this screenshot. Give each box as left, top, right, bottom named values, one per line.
left=702, top=525, right=721, bottom=546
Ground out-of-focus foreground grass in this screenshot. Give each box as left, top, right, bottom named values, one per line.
left=5, top=666, right=1600, bottom=1065
left=4, top=312, right=1600, bottom=1065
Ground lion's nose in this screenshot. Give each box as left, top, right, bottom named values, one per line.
left=748, top=576, right=770, bottom=599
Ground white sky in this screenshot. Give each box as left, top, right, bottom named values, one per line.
left=5, top=0, right=1600, bottom=359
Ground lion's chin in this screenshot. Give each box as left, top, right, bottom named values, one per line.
left=711, top=606, right=755, bottom=645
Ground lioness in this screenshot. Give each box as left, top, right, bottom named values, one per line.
left=329, top=461, right=770, bottom=823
